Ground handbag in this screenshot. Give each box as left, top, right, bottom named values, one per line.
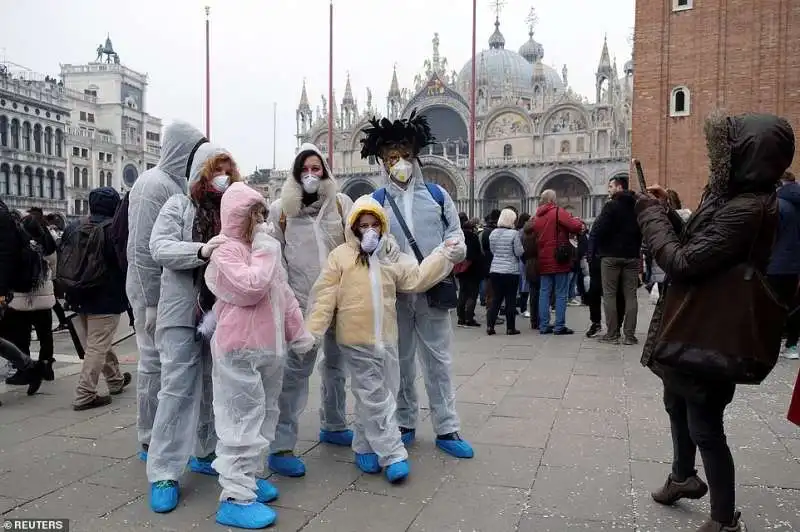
left=385, top=193, right=458, bottom=310
left=453, top=260, right=472, bottom=275
left=553, top=207, right=574, bottom=265
left=652, top=204, right=786, bottom=384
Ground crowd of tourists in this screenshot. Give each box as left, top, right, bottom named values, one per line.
left=0, top=110, right=799, bottom=532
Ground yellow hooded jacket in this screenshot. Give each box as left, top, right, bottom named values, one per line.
left=306, top=195, right=452, bottom=346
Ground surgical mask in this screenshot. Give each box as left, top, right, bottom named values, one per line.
left=360, top=228, right=380, bottom=253
left=301, top=174, right=320, bottom=194
left=389, top=159, right=413, bottom=183
left=211, top=175, right=230, bottom=192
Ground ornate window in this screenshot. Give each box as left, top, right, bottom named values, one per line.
left=670, top=86, right=690, bottom=117
left=35, top=168, right=44, bottom=197
left=560, top=140, right=571, bottom=154
left=0, top=164, right=8, bottom=195
left=106, top=171, right=113, bottom=188
left=23, top=167, right=33, bottom=196
left=10, top=166, right=21, bottom=195
left=56, top=172, right=65, bottom=200
left=503, top=144, right=513, bottom=158
left=0, top=116, right=7, bottom=147
left=22, top=122, right=31, bottom=151
left=73, top=167, right=80, bottom=187
left=10, top=119, right=19, bottom=149
left=45, top=170, right=54, bottom=199
left=44, top=127, right=53, bottom=155
left=55, top=129, right=63, bottom=157
left=33, top=124, right=42, bottom=153
left=81, top=167, right=89, bottom=189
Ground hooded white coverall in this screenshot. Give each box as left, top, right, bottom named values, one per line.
left=126, top=121, right=208, bottom=449
left=267, top=143, right=354, bottom=453
left=144, top=143, right=226, bottom=481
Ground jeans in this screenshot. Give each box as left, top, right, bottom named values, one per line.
left=663, top=384, right=736, bottom=523
left=539, top=273, right=570, bottom=331
left=456, top=277, right=480, bottom=323
left=601, top=257, right=640, bottom=337
left=488, top=273, right=520, bottom=331
left=767, top=274, right=800, bottom=347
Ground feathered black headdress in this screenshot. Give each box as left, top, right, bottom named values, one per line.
left=359, top=109, right=435, bottom=160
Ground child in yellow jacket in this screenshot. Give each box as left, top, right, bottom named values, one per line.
left=306, top=194, right=458, bottom=483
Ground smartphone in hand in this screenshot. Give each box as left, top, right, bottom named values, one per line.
left=632, top=158, right=647, bottom=192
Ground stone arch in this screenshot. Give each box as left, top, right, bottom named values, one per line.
left=349, top=117, right=374, bottom=153
left=542, top=104, right=590, bottom=134
left=536, top=168, right=593, bottom=218
left=409, top=104, right=470, bottom=159
left=481, top=106, right=534, bottom=139
left=341, top=178, right=377, bottom=202
left=419, top=154, right=468, bottom=199
left=479, top=171, right=531, bottom=215
left=402, top=93, right=470, bottom=131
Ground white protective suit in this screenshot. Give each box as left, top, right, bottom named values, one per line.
left=145, top=143, right=225, bottom=482
left=267, top=143, right=354, bottom=453
left=126, top=121, right=208, bottom=449
left=379, top=161, right=467, bottom=436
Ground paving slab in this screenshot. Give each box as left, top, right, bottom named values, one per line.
left=0, top=295, right=797, bottom=530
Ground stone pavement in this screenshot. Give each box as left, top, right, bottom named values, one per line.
left=0, top=298, right=798, bottom=531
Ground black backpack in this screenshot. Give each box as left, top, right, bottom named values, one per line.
left=109, top=191, right=129, bottom=274
left=56, top=219, right=112, bottom=299
left=11, top=221, right=49, bottom=294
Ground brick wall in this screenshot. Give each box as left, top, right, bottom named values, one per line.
left=632, top=0, right=799, bottom=209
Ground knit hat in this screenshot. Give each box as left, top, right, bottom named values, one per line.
left=497, top=208, right=517, bottom=229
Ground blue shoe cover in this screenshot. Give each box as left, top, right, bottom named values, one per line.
left=150, top=480, right=179, bottom=513
left=436, top=437, right=475, bottom=459
left=188, top=455, right=218, bottom=476
left=385, top=460, right=410, bottom=483
left=400, top=429, right=416, bottom=446
left=319, top=429, right=354, bottom=446
left=138, top=450, right=148, bottom=462
left=255, top=478, right=279, bottom=503
left=216, top=500, right=276, bottom=529
left=268, top=453, right=306, bottom=477
left=354, top=452, right=381, bottom=474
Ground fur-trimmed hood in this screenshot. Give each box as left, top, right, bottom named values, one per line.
left=280, top=143, right=339, bottom=217
left=705, top=111, right=795, bottom=196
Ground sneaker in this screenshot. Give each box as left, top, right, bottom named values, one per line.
left=568, top=298, right=582, bottom=306
left=457, top=319, right=466, bottom=327
left=623, top=336, right=639, bottom=346
left=435, top=432, right=474, bottom=459
left=319, top=429, right=354, bottom=446
left=599, top=334, right=620, bottom=345
left=781, top=345, right=800, bottom=360
left=553, top=327, right=574, bottom=336
left=522, top=310, right=531, bottom=318
left=486, top=327, right=496, bottom=336
left=72, top=395, right=112, bottom=411
left=109, top=372, right=132, bottom=395
left=354, top=452, right=381, bottom=474
left=150, top=480, right=179, bottom=513
left=586, top=323, right=602, bottom=338
left=385, top=460, right=410, bottom=483
left=651, top=473, right=708, bottom=505
left=216, top=500, right=276, bottom=529
left=696, top=511, right=744, bottom=532
left=268, top=452, right=306, bottom=477
left=6, top=363, right=44, bottom=395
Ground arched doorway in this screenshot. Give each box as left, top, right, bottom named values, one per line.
left=539, top=173, right=591, bottom=219
left=343, top=180, right=375, bottom=202
left=482, top=174, right=528, bottom=216
left=421, top=166, right=457, bottom=199
left=419, top=106, right=469, bottom=162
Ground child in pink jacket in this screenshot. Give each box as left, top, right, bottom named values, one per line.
left=204, top=182, right=314, bottom=529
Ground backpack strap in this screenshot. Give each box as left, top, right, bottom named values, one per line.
left=372, top=188, right=387, bottom=206
left=374, top=185, right=449, bottom=229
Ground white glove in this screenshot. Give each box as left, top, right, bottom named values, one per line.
left=200, top=234, right=228, bottom=258
left=442, top=239, right=466, bottom=263
left=145, top=306, right=157, bottom=336
left=253, top=230, right=279, bottom=254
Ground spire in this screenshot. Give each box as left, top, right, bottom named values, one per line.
left=519, top=8, right=543, bottom=63
left=343, top=72, right=354, bottom=105
left=299, top=78, right=310, bottom=110
left=488, top=18, right=505, bottom=50
left=597, top=34, right=612, bottom=73
left=389, top=64, right=401, bottom=97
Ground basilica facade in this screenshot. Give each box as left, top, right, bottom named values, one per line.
left=293, top=17, right=633, bottom=221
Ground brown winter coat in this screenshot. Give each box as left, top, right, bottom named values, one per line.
left=637, top=112, right=795, bottom=402
left=522, top=220, right=539, bottom=281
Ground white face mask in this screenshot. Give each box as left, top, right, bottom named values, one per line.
left=301, top=174, right=321, bottom=194
left=389, top=159, right=413, bottom=183
left=360, top=228, right=380, bottom=253
left=211, top=174, right=230, bottom=192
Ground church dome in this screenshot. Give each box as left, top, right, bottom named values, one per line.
left=459, top=20, right=564, bottom=96
left=519, top=32, right=544, bottom=63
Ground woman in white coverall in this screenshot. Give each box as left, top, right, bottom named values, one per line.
left=145, top=144, right=237, bottom=513
left=266, top=143, right=354, bottom=477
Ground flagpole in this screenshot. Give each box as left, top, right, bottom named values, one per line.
left=327, top=0, right=334, bottom=169
left=468, top=0, right=477, bottom=218
left=205, top=6, right=211, bottom=139
left=272, top=102, right=277, bottom=169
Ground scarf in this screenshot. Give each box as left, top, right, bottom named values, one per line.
left=193, top=191, right=223, bottom=320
